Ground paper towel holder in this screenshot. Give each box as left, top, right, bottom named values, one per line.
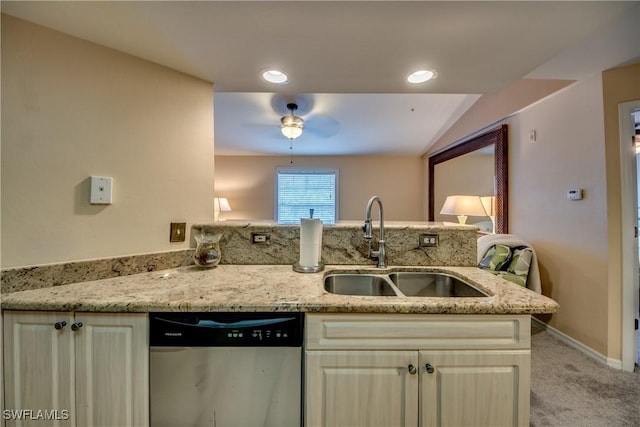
left=292, top=261, right=325, bottom=273
left=293, top=208, right=325, bottom=273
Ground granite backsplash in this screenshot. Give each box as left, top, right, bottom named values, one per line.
left=1, top=250, right=195, bottom=294
left=193, top=221, right=477, bottom=267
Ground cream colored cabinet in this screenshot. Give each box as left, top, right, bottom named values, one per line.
left=3, top=311, right=148, bottom=427
left=305, top=314, right=531, bottom=427
left=419, top=350, right=530, bottom=427
left=305, top=350, right=419, bottom=427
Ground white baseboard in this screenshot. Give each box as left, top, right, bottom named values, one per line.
left=532, top=318, right=622, bottom=370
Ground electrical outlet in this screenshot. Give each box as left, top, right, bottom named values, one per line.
left=251, top=232, right=271, bottom=245
left=170, top=222, right=186, bottom=242
left=419, top=233, right=438, bottom=247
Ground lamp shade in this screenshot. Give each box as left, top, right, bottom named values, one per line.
left=214, top=197, right=232, bottom=212
left=480, top=195, right=497, bottom=233
left=214, top=197, right=232, bottom=221
left=480, top=196, right=496, bottom=217
left=440, top=195, right=487, bottom=224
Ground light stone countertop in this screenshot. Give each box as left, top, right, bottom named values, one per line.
left=0, top=265, right=559, bottom=314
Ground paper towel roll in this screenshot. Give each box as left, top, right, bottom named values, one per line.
left=299, top=218, right=323, bottom=267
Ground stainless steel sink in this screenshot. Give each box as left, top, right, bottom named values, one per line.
left=323, top=271, right=489, bottom=297
left=388, top=272, right=488, bottom=297
left=324, top=274, right=397, bottom=296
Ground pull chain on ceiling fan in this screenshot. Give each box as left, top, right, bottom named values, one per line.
left=281, top=103, right=304, bottom=163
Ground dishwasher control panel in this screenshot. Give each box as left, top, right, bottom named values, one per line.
left=149, top=312, right=303, bottom=347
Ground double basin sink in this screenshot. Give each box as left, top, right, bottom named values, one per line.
left=324, top=270, right=489, bottom=298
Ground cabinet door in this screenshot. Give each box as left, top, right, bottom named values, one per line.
left=73, top=313, right=148, bottom=427
left=305, top=350, right=418, bottom=427
left=419, top=350, right=530, bottom=427
left=3, top=311, right=74, bottom=427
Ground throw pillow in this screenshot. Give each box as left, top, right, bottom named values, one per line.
left=486, top=270, right=528, bottom=287
left=506, top=247, right=533, bottom=276
left=478, top=244, right=512, bottom=271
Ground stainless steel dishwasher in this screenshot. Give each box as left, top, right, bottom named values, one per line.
left=149, top=312, right=303, bottom=427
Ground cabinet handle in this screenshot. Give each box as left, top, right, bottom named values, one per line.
left=54, top=321, right=67, bottom=330
left=71, top=322, right=83, bottom=331
left=425, top=363, right=435, bottom=374
left=408, top=364, right=417, bottom=375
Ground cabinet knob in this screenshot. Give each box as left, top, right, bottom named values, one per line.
left=71, top=322, right=83, bottom=331
left=425, top=363, right=435, bottom=374
left=408, top=364, right=417, bottom=375
left=54, top=321, right=67, bottom=330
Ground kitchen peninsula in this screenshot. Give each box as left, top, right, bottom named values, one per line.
left=2, top=264, right=557, bottom=427
left=2, top=222, right=558, bottom=427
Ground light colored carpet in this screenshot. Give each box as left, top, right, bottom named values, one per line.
left=530, top=325, right=640, bottom=427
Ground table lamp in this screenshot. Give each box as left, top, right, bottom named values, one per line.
left=440, top=195, right=486, bottom=224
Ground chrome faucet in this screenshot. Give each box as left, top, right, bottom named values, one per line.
left=363, top=196, right=386, bottom=268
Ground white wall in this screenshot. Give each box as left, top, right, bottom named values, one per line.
left=1, top=15, right=215, bottom=268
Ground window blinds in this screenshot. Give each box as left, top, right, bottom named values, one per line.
left=276, top=169, right=337, bottom=224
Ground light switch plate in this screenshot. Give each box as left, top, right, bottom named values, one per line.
left=170, top=223, right=187, bottom=242
left=90, top=176, right=113, bottom=204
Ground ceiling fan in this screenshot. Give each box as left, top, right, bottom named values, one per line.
left=275, top=98, right=338, bottom=163
left=271, top=95, right=339, bottom=141
left=236, top=94, right=340, bottom=154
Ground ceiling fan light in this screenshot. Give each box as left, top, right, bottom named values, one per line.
left=281, top=125, right=303, bottom=140
left=281, top=114, right=304, bottom=139
left=408, top=69, right=438, bottom=84
left=261, top=69, right=288, bottom=84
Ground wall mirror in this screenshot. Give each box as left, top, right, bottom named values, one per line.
left=428, top=125, right=508, bottom=233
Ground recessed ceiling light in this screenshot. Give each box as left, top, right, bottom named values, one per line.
left=261, top=69, right=289, bottom=85
left=407, top=69, right=438, bottom=84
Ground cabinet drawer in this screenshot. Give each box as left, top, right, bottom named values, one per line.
left=305, top=314, right=530, bottom=350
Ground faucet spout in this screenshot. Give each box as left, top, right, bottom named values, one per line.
left=363, top=196, right=386, bottom=268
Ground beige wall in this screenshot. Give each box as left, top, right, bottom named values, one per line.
left=506, top=75, right=609, bottom=355
left=214, top=155, right=423, bottom=221
left=602, top=62, right=640, bottom=361
left=1, top=15, right=215, bottom=268
left=426, top=79, right=574, bottom=155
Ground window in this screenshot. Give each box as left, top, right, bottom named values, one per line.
left=276, top=168, right=338, bottom=224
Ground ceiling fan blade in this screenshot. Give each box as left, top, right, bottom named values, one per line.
left=304, top=115, right=340, bottom=138
left=240, top=123, right=282, bottom=139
